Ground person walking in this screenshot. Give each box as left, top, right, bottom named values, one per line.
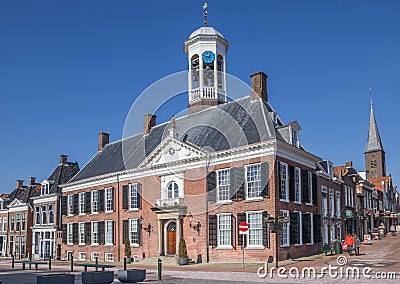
left=354, top=235, right=361, bottom=256
left=345, top=233, right=354, bottom=255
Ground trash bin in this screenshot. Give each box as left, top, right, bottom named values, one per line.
left=333, top=240, right=342, bottom=254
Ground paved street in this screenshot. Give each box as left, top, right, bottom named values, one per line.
left=0, top=234, right=398, bottom=284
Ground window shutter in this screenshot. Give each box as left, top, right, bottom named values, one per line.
left=301, top=170, right=309, bottom=203
left=73, top=223, right=78, bottom=245
left=137, top=183, right=142, bottom=209
left=313, top=215, right=322, bottom=243
left=312, top=173, right=318, bottom=205
left=137, top=220, right=142, bottom=246
left=61, top=196, right=67, bottom=216
left=122, top=185, right=129, bottom=209
left=302, top=214, right=311, bottom=244
left=99, top=221, right=105, bottom=245
left=231, top=167, right=245, bottom=201
left=288, top=165, right=295, bottom=201
left=85, top=192, right=91, bottom=213
left=208, top=215, right=217, bottom=247
left=263, top=211, right=269, bottom=247
left=277, top=161, right=283, bottom=199
left=260, top=162, right=269, bottom=197
left=207, top=172, right=217, bottom=203
left=290, top=212, right=299, bottom=245
left=231, top=215, right=236, bottom=249
left=99, top=190, right=105, bottom=212
left=111, top=188, right=115, bottom=211
left=62, top=224, right=67, bottom=244
left=112, top=221, right=116, bottom=245
left=237, top=213, right=247, bottom=247
left=122, top=220, right=129, bottom=244
left=73, top=194, right=79, bottom=215
left=85, top=223, right=91, bottom=244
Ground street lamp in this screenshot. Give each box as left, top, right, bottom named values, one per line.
left=187, top=213, right=201, bottom=236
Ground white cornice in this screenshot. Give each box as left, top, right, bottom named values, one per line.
left=32, top=195, right=58, bottom=204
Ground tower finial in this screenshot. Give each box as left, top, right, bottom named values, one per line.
left=203, top=2, right=208, bottom=27
left=370, top=87, right=373, bottom=112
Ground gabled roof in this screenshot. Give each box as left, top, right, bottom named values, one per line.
left=47, top=162, right=80, bottom=194
left=69, top=97, right=281, bottom=183
left=365, top=106, right=384, bottom=153
left=6, top=185, right=38, bottom=206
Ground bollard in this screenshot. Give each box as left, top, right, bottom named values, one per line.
left=123, top=257, right=127, bottom=271
left=95, top=256, right=98, bottom=271
left=49, top=257, right=52, bottom=271
left=29, top=254, right=32, bottom=270
left=11, top=254, right=14, bottom=269
left=70, top=253, right=74, bottom=272
left=157, top=258, right=162, bottom=281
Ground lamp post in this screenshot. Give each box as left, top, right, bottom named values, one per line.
left=187, top=213, right=201, bottom=236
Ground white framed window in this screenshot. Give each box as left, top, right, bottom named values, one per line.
left=279, top=162, right=289, bottom=201
left=41, top=183, right=49, bottom=195
left=105, top=220, right=113, bottom=245
left=294, top=167, right=301, bottom=203
left=79, top=222, right=85, bottom=245
left=67, top=195, right=74, bottom=215
left=91, top=252, right=99, bottom=261
left=217, top=169, right=230, bottom=202
left=329, top=194, right=335, bottom=218
left=217, top=214, right=232, bottom=247
left=322, top=194, right=328, bottom=217
left=129, top=219, right=139, bottom=245
left=79, top=192, right=85, bottom=215
left=280, top=210, right=290, bottom=247
left=48, top=205, right=53, bottom=224
left=167, top=182, right=179, bottom=199
left=91, top=191, right=98, bottom=213
left=3, top=217, right=7, bottom=232
left=104, top=253, right=114, bottom=262
left=129, top=184, right=139, bottom=210
left=247, top=211, right=263, bottom=247
left=41, top=206, right=47, bottom=224
left=105, top=188, right=113, bottom=212
left=307, top=172, right=313, bottom=204
left=91, top=221, right=99, bottom=245
left=323, top=222, right=329, bottom=245
left=290, top=127, right=299, bottom=147
left=78, top=252, right=86, bottom=261
left=350, top=187, right=354, bottom=207
left=246, top=164, right=261, bottom=199
left=67, top=223, right=73, bottom=245
left=35, top=207, right=40, bottom=224
left=336, top=196, right=341, bottom=218
left=295, top=211, right=303, bottom=245
left=304, top=212, right=314, bottom=244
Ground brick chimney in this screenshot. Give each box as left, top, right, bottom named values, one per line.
left=16, top=180, right=23, bottom=188
left=98, top=132, right=110, bottom=152
left=60, top=154, right=68, bottom=164
left=29, top=177, right=36, bottom=186
left=143, top=114, right=157, bottom=135
left=250, top=72, right=268, bottom=101
left=345, top=161, right=353, bottom=168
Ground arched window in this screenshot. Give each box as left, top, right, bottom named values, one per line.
left=217, top=55, right=224, bottom=90
left=191, top=55, right=200, bottom=89
left=167, top=182, right=179, bottom=199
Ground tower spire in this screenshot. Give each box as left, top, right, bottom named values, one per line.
left=365, top=89, right=384, bottom=153
left=370, top=87, right=373, bottom=112
left=203, top=2, right=208, bottom=27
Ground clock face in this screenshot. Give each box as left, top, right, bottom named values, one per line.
left=202, top=51, right=215, bottom=64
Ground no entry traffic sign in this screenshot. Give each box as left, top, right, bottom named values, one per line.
left=239, top=222, right=249, bottom=232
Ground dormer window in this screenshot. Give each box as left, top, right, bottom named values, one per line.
left=291, top=128, right=299, bottom=147
left=41, top=182, right=50, bottom=195
left=0, top=201, right=3, bottom=210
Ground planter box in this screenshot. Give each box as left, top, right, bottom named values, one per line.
left=117, top=269, right=146, bottom=283
left=178, top=258, right=189, bottom=265
left=82, top=271, right=114, bottom=284
left=37, top=274, right=75, bottom=284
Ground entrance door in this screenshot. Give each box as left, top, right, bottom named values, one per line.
left=45, top=241, right=51, bottom=259
left=166, top=222, right=176, bottom=255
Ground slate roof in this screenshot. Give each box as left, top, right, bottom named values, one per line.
left=6, top=185, right=38, bottom=206
left=69, top=97, right=288, bottom=183
left=365, top=107, right=384, bottom=153
left=47, top=162, right=80, bottom=194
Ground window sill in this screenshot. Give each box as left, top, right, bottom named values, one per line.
left=216, top=200, right=233, bottom=205
left=280, top=199, right=289, bottom=203
left=280, top=245, right=290, bottom=248
left=90, top=244, right=99, bottom=247
left=91, top=212, right=99, bottom=215
left=104, top=244, right=114, bottom=247
left=105, top=211, right=114, bottom=214
left=245, top=246, right=264, bottom=250
left=66, top=243, right=73, bottom=246
left=67, top=214, right=74, bottom=217
left=79, top=213, right=86, bottom=216
left=78, top=244, right=86, bottom=246
left=306, top=243, right=314, bottom=246
left=130, top=244, right=139, bottom=248
left=244, top=197, right=263, bottom=202
left=128, top=208, right=139, bottom=212
left=294, top=201, right=302, bottom=205
left=216, top=245, right=233, bottom=250
left=305, top=203, right=313, bottom=206
left=294, top=243, right=303, bottom=247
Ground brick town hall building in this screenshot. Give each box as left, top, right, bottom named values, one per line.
left=61, top=24, right=323, bottom=263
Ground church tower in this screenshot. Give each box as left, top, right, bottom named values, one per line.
left=365, top=92, right=386, bottom=178
left=184, top=3, right=229, bottom=113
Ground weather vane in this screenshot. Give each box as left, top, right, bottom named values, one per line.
left=203, top=2, right=208, bottom=27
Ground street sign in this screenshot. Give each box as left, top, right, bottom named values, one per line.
left=239, top=222, right=249, bottom=232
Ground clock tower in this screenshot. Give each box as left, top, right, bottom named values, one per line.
left=184, top=22, right=229, bottom=113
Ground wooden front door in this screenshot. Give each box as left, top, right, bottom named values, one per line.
left=166, top=222, right=177, bottom=255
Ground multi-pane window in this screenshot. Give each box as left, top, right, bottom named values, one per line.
left=329, top=194, right=335, bottom=218
left=280, top=210, right=290, bottom=247
left=0, top=219, right=2, bottom=232
left=291, top=128, right=298, bottom=147
left=21, top=236, right=25, bottom=255
left=307, top=172, right=313, bottom=204
left=129, top=219, right=139, bottom=245
left=105, top=188, right=113, bottom=212
left=279, top=163, right=288, bottom=201
left=79, top=192, right=85, bottom=214
left=91, top=191, right=99, bottom=213
left=217, top=214, right=231, bottom=247
left=67, top=223, right=73, bottom=245
left=3, top=217, right=7, bottom=231
left=42, top=205, right=47, bottom=224
left=247, top=212, right=263, bottom=247
left=22, top=213, right=26, bottom=230
left=9, top=236, right=14, bottom=254
left=105, top=253, right=114, bottom=262
left=294, top=167, right=301, bottom=203
left=91, top=252, right=99, bottom=261
left=10, top=214, right=14, bottom=231
left=16, top=214, right=20, bottom=231
left=217, top=169, right=230, bottom=202
left=167, top=182, right=179, bottom=199
left=48, top=205, right=54, bottom=224
left=78, top=252, right=86, bottom=261
left=35, top=207, right=40, bottom=224
left=129, top=184, right=138, bottom=210
left=41, top=183, right=49, bottom=195
left=91, top=222, right=99, bottom=244
left=322, top=194, right=328, bottom=217
left=68, top=195, right=74, bottom=215
left=79, top=223, right=85, bottom=245
left=336, top=196, right=341, bottom=218
left=246, top=164, right=261, bottom=199
left=15, top=236, right=20, bottom=254
left=105, top=220, right=113, bottom=245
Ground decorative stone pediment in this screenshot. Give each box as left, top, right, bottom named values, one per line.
left=8, top=199, right=24, bottom=207
left=139, top=137, right=205, bottom=168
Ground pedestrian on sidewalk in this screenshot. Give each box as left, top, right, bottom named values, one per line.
left=345, top=233, right=354, bottom=255
left=354, top=235, right=361, bottom=256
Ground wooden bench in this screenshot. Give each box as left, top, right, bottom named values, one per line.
left=19, top=261, right=47, bottom=271
left=322, top=244, right=334, bottom=255
left=75, top=263, right=116, bottom=272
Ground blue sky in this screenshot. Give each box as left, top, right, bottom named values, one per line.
left=0, top=0, right=399, bottom=192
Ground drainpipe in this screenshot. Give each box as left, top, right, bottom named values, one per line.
left=117, top=174, right=121, bottom=262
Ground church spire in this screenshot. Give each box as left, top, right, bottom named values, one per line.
left=365, top=89, right=384, bottom=153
